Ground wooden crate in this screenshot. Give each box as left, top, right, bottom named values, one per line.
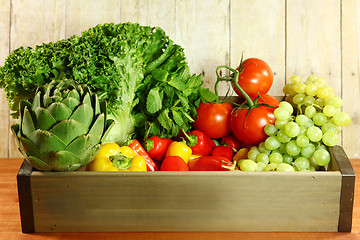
left=17, top=145, right=355, bottom=233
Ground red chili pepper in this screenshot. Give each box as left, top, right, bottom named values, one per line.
left=161, top=156, right=189, bottom=171
left=144, top=136, right=173, bottom=163
left=183, top=130, right=215, bottom=156
left=211, top=145, right=234, bottom=161
left=187, top=156, right=236, bottom=171
left=221, top=134, right=244, bottom=151
left=125, top=139, right=158, bottom=171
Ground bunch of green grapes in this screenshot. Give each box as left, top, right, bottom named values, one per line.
left=239, top=75, right=351, bottom=172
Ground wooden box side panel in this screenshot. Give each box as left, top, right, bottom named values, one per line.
left=30, top=171, right=342, bottom=232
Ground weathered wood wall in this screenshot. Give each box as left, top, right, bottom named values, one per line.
left=0, top=0, right=359, bottom=159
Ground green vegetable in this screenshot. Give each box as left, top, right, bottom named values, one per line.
left=0, top=22, right=217, bottom=144
left=11, top=80, right=114, bottom=171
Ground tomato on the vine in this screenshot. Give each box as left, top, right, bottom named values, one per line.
left=230, top=106, right=276, bottom=146
left=232, top=58, right=273, bottom=97
left=248, top=93, right=280, bottom=109
left=193, top=102, right=233, bottom=139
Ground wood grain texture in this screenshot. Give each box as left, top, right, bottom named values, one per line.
left=0, top=0, right=359, bottom=158
left=231, top=0, right=286, bottom=96
left=0, top=158, right=360, bottom=238
left=29, top=170, right=341, bottom=232
left=0, top=0, right=10, bottom=158
left=341, top=0, right=360, bottom=159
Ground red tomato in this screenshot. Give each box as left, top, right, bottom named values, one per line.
left=193, top=102, right=233, bottom=139
left=232, top=58, right=273, bottom=97
left=230, top=106, right=276, bottom=146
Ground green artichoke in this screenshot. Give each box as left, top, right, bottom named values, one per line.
left=11, top=79, right=114, bottom=171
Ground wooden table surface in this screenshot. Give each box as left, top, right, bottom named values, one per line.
left=1, top=158, right=359, bottom=240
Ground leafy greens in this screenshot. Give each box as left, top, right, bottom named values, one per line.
left=0, top=22, right=217, bottom=144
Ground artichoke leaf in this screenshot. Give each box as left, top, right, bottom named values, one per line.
left=65, top=133, right=100, bottom=156
left=92, top=94, right=101, bottom=116
left=61, top=97, right=80, bottom=111
left=101, top=119, right=115, bottom=141
left=27, top=129, right=67, bottom=153
left=80, top=143, right=102, bottom=166
left=32, top=92, right=42, bottom=111
left=41, top=151, right=82, bottom=171
left=11, top=124, right=21, bottom=147
left=47, top=102, right=72, bottom=122
left=19, top=100, right=32, bottom=120
left=27, top=156, right=52, bottom=171
left=69, top=103, right=93, bottom=130
left=82, top=92, right=92, bottom=107
left=21, top=107, right=36, bottom=137
left=19, top=136, right=43, bottom=159
left=49, top=119, right=88, bottom=146
left=34, top=107, right=57, bottom=130
left=68, top=88, right=80, bottom=101
left=88, top=113, right=105, bottom=140
left=42, top=94, right=53, bottom=108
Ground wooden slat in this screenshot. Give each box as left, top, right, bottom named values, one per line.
left=175, top=0, right=230, bottom=95
left=8, top=0, right=66, bottom=158
left=286, top=0, right=342, bottom=94
left=341, top=0, right=360, bottom=159
left=230, top=0, right=286, bottom=97
left=30, top=170, right=341, bottom=232
left=0, top=0, right=10, bottom=158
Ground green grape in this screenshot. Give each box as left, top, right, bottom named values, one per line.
left=269, top=152, right=283, bottom=164
left=258, top=142, right=271, bottom=155
left=333, top=112, right=351, bottom=126
left=296, top=134, right=310, bottom=147
left=264, top=136, right=281, bottom=150
left=314, top=98, right=325, bottom=107
left=313, top=149, right=331, bottom=166
left=327, top=96, right=343, bottom=108
left=255, top=153, right=270, bottom=164
left=284, top=122, right=300, bottom=138
left=257, top=162, right=267, bottom=171
left=274, top=108, right=290, bottom=121
left=322, top=131, right=339, bottom=146
left=306, top=126, right=323, bottom=142
left=295, top=115, right=309, bottom=126
left=312, top=112, right=328, bottom=126
left=283, top=84, right=293, bottom=95
left=323, top=105, right=337, bottom=117
left=282, top=154, right=293, bottom=164
left=279, top=101, right=294, bottom=114
left=264, top=124, right=278, bottom=136
left=286, top=140, right=301, bottom=156
left=316, top=143, right=327, bottom=151
left=322, top=122, right=341, bottom=133
left=279, top=143, right=287, bottom=154
left=314, top=77, right=327, bottom=87
left=293, top=157, right=310, bottom=170
left=293, top=93, right=306, bottom=105
left=303, top=96, right=315, bottom=106
left=264, top=163, right=278, bottom=171
left=275, top=119, right=288, bottom=129
left=316, top=86, right=329, bottom=98
left=240, top=159, right=258, bottom=171
left=305, top=83, right=317, bottom=96
left=301, top=143, right=315, bottom=158
left=277, top=128, right=292, bottom=143
left=248, top=147, right=260, bottom=161
left=306, top=75, right=318, bottom=82
left=298, top=126, right=307, bottom=135
left=305, top=106, right=316, bottom=118
left=290, top=75, right=302, bottom=84
left=293, top=83, right=306, bottom=94
left=276, top=163, right=295, bottom=172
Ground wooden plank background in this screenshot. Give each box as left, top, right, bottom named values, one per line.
left=0, top=0, right=359, bottom=159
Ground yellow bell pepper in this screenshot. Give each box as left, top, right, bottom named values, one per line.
left=86, top=143, right=147, bottom=171
left=165, top=141, right=192, bottom=164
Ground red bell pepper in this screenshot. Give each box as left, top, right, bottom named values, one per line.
left=211, top=145, right=234, bottom=161
left=144, top=136, right=173, bottom=163
left=125, top=139, right=159, bottom=171
left=187, top=156, right=236, bottom=171
left=161, top=156, right=189, bottom=171
left=183, top=130, right=215, bottom=156
left=221, top=134, right=244, bottom=151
